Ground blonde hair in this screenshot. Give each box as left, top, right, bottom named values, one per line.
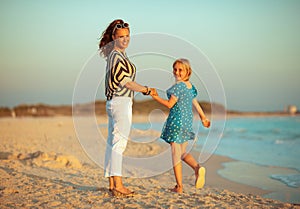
left=172, top=58, right=192, bottom=81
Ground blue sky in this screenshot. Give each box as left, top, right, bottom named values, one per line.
left=0, top=0, right=299, bottom=111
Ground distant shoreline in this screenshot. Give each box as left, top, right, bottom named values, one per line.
left=0, top=100, right=298, bottom=118
left=226, top=110, right=300, bottom=118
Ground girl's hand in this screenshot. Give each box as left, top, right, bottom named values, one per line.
left=201, top=118, right=210, bottom=128
left=150, top=88, right=158, bottom=97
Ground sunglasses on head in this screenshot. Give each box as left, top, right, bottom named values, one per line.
left=113, top=22, right=129, bottom=34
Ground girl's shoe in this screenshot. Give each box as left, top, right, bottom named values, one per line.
left=195, top=167, right=206, bottom=189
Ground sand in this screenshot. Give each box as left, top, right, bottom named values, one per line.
left=0, top=116, right=299, bottom=208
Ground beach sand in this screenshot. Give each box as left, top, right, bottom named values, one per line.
left=0, top=116, right=299, bottom=208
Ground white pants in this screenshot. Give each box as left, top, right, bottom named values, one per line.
left=104, top=97, right=132, bottom=177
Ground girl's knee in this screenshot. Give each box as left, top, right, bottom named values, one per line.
left=181, top=152, right=187, bottom=159
left=171, top=143, right=180, bottom=152
left=171, top=143, right=182, bottom=159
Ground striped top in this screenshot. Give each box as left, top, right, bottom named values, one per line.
left=105, top=49, right=136, bottom=100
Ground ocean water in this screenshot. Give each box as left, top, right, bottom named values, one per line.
left=208, top=117, right=300, bottom=188
left=132, top=116, right=300, bottom=192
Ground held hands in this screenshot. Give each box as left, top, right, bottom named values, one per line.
left=142, top=86, right=158, bottom=97
left=150, top=88, right=158, bottom=97
left=201, top=118, right=211, bottom=128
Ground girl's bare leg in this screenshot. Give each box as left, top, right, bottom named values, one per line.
left=170, top=142, right=183, bottom=193
left=181, top=142, right=199, bottom=169
left=180, top=142, right=204, bottom=187
left=182, top=153, right=200, bottom=171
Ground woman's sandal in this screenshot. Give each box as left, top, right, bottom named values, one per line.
left=112, top=188, right=135, bottom=197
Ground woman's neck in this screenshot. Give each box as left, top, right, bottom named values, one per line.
left=114, top=47, right=125, bottom=53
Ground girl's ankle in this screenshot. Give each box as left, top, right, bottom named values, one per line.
left=196, top=164, right=201, bottom=171
left=171, top=184, right=183, bottom=193
left=177, top=184, right=183, bottom=188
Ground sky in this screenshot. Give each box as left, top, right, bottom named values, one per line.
left=0, top=0, right=299, bottom=111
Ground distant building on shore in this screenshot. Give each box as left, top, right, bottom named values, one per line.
left=285, top=105, right=298, bottom=115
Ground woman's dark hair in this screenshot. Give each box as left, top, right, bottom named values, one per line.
left=99, top=19, right=129, bottom=57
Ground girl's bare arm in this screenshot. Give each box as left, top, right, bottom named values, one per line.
left=151, top=90, right=177, bottom=109
left=192, top=98, right=210, bottom=128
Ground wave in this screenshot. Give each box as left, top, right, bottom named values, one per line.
left=271, top=174, right=300, bottom=188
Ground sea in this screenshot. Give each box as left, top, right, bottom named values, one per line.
left=132, top=116, right=300, bottom=203
left=208, top=116, right=300, bottom=181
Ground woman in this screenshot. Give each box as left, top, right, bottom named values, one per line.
left=99, top=19, right=151, bottom=197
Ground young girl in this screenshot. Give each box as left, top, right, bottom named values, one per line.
left=151, top=58, right=210, bottom=193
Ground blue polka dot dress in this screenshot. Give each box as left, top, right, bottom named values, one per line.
left=161, top=82, right=197, bottom=144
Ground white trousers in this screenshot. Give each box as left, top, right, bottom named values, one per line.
left=104, top=97, right=132, bottom=177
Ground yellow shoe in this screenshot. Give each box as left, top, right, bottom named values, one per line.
left=195, top=167, right=206, bottom=189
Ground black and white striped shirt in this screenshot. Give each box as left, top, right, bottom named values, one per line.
left=105, top=50, right=136, bottom=100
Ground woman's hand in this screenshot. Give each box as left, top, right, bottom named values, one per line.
left=201, top=118, right=210, bottom=128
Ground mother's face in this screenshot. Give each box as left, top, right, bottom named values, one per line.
left=112, top=28, right=130, bottom=51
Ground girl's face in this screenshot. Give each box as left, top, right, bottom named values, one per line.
left=113, top=28, right=130, bottom=51
left=173, top=62, right=188, bottom=82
